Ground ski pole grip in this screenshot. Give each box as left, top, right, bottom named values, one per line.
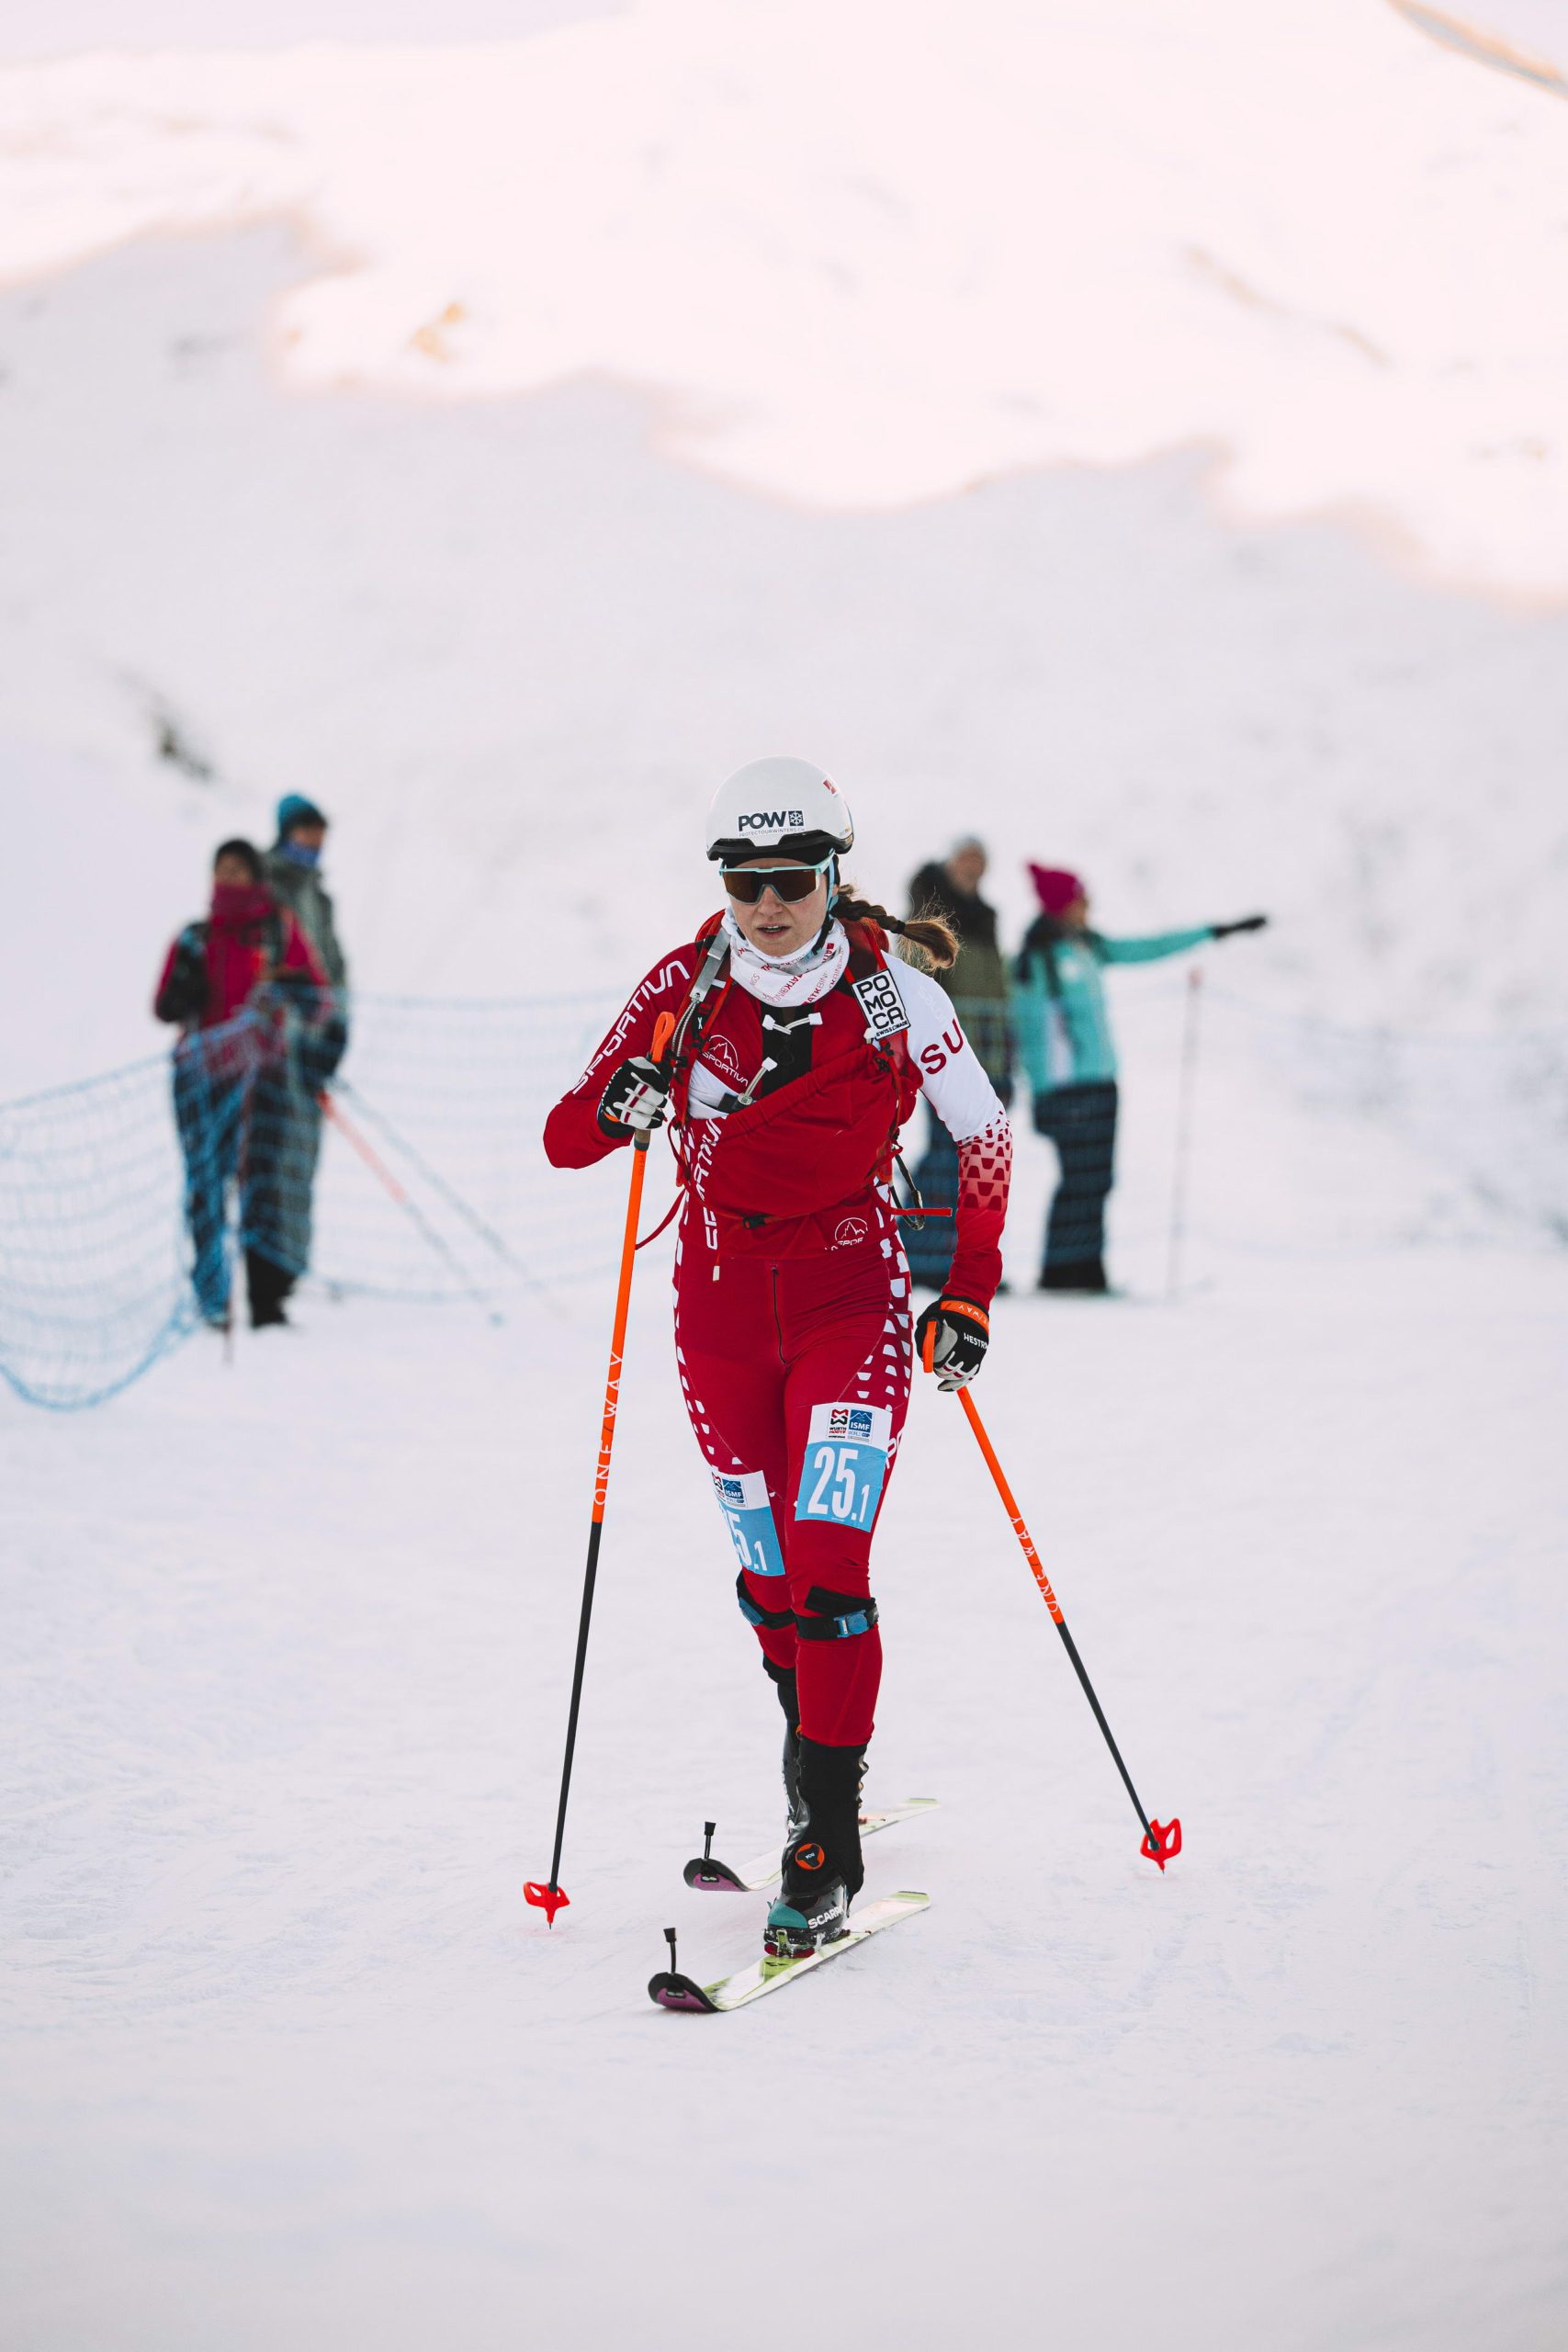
left=632, top=1011, right=679, bottom=1157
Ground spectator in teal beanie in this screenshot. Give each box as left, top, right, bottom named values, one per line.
left=1015, top=865, right=1266, bottom=1294
left=266, top=796, right=347, bottom=993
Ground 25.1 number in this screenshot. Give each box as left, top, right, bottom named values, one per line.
left=806, top=1444, right=873, bottom=1524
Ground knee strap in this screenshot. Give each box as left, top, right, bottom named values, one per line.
left=793, top=1585, right=880, bottom=1642
left=736, top=1570, right=794, bottom=1632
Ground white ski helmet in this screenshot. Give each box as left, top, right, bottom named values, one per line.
left=705, top=757, right=854, bottom=865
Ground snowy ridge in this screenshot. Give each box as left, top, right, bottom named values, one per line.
left=4, top=214, right=1568, bottom=1107
left=1, top=0, right=1565, bottom=596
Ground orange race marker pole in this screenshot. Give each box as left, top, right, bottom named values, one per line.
left=931, top=1334, right=1180, bottom=1870
left=319, top=1090, right=494, bottom=1314
left=526, top=1011, right=677, bottom=1925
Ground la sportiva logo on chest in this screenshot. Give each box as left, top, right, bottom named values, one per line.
left=701, top=1031, right=746, bottom=1086
left=738, top=808, right=807, bottom=831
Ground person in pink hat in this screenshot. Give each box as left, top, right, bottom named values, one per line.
left=1015, top=866, right=1266, bottom=1293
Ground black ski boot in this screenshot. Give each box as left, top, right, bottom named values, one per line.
left=762, top=1737, right=867, bottom=1970
left=1037, top=1256, right=1110, bottom=1295
left=247, top=1248, right=295, bottom=1329
left=763, top=1657, right=808, bottom=1838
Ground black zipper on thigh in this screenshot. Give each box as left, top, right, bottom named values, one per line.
left=770, top=1267, right=786, bottom=1365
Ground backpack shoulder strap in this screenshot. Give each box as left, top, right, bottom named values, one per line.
left=667, top=929, right=733, bottom=1103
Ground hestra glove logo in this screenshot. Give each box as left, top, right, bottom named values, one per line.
left=738, top=808, right=807, bottom=831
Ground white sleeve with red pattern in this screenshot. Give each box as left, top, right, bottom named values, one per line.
left=897, top=964, right=1006, bottom=1142
left=947, top=1119, right=1012, bottom=1308
left=896, top=964, right=1012, bottom=1306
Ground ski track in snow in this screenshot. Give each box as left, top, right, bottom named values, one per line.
left=2, top=1252, right=1565, bottom=2348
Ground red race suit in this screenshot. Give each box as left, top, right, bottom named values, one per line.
left=544, top=912, right=1011, bottom=1747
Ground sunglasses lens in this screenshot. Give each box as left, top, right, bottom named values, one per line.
left=721, top=865, right=823, bottom=904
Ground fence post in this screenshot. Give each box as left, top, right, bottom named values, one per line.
left=1166, top=966, right=1204, bottom=1302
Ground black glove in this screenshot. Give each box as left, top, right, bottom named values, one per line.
left=299, top=1011, right=350, bottom=1089
left=1211, top=914, right=1269, bottom=939
left=153, top=936, right=208, bottom=1025
left=597, top=1055, right=671, bottom=1139
left=914, top=1296, right=990, bottom=1391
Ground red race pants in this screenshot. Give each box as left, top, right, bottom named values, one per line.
left=672, top=1222, right=912, bottom=1747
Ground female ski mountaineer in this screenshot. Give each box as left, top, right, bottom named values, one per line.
left=544, top=759, right=1013, bottom=1962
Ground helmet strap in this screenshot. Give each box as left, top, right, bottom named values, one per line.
left=815, top=855, right=840, bottom=948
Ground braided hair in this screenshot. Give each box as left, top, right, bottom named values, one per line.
left=833, top=879, right=957, bottom=971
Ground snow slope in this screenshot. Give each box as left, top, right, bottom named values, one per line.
left=3, top=1253, right=1564, bottom=2349
left=3, top=0, right=1565, bottom=595
left=3, top=0, right=1567, bottom=1111
left=2, top=12, right=1565, bottom=2336
left=4, top=220, right=1568, bottom=1107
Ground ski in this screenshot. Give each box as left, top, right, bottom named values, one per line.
left=649, top=1890, right=930, bottom=2013
left=682, top=1800, right=938, bottom=1893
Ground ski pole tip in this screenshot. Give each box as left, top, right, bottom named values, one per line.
left=525, top=1879, right=572, bottom=1925
left=1141, top=1818, right=1182, bottom=1871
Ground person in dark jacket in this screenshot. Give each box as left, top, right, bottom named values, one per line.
left=261, top=797, right=351, bottom=1316
left=902, top=839, right=1013, bottom=1290
left=1015, top=865, right=1266, bottom=1293
left=265, top=796, right=347, bottom=992
left=154, top=839, right=330, bottom=1329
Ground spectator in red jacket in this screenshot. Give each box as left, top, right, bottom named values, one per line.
left=154, top=840, right=330, bottom=1329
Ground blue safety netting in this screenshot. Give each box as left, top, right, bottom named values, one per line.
left=1, top=981, right=1564, bottom=1410
left=0, top=992, right=618, bottom=1409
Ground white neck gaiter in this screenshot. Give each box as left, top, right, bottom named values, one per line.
left=721, top=907, right=850, bottom=1009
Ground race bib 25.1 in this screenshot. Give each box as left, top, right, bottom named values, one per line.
left=795, top=1402, right=893, bottom=1528
left=710, top=1467, right=785, bottom=1578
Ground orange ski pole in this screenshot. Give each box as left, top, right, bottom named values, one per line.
left=526, top=1011, right=677, bottom=1924
left=929, top=1335, right=1180, bottom=1870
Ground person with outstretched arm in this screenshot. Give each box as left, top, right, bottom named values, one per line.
left=544, top=760, right=1011, bottom=1966
left=1014, top=865, right=1266, bottom=1295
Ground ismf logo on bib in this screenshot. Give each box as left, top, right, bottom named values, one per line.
left=851, top=967, right=909, bottom=1041
left=710, top=1467, right=785, bottom=1578
left=795, top=1402, right=893, bottom=1528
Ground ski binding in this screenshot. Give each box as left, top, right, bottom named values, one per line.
left=649, top=1891, right=930, bottom=2013
left=682, top=1800, right=938, bottom=1893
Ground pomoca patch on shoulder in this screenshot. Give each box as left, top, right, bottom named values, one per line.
left=795, top=1402, right=892, bottom=1527
left=710, top=1467, right=785, bottom=1578
left=851, top=968, right=908, bottom=1040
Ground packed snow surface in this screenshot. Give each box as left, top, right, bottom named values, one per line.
left=3, top=1248, right=1564, bottom=2347
left=4, top=6, right=1565, bottom=2343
